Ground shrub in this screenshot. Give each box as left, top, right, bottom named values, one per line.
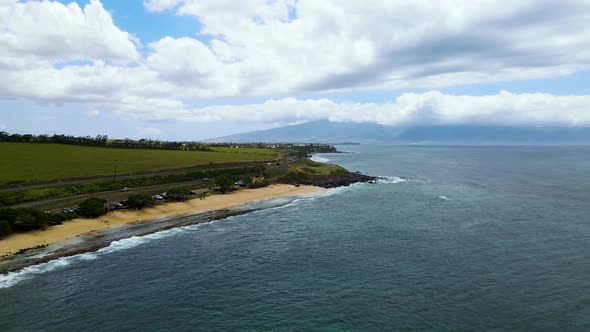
left=247, top=181, right=269, bottom=189
left=126, top=194, right=154, bottom=209
left=0, top=208, right=17, bottom=226
left=215, top=175, right=234, bottom=193
left=78, top=197, right=107, bottom=218
left=166, top=187, right=192, bottom=201
left=12, top=209, right=47, bottom=231
left=0, top=220, right=11, bottom=237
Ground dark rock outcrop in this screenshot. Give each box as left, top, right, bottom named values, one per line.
left=297, top=173, right=377, bottom=188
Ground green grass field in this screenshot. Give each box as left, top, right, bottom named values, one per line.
left=289, top=158, right=344, bottom=175
left=0, top=142, right=276, bottom=185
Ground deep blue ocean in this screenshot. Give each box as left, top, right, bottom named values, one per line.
left=1, top=145, right=589, bottom=331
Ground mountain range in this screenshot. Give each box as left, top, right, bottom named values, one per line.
left=208, top=121, right=590, bottom=144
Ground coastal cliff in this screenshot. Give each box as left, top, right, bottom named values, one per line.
left=276, top=158, right=377, bottom=188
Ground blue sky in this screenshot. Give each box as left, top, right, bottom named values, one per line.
left=1, top=0, right=590, bottom=140
left=56, top=0, right=202, bottom=44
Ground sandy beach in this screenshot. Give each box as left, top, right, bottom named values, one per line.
left=0, top=184, right=324, bottom=257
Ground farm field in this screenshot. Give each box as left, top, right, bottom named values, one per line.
left=0, top=142, right=275, bottom=185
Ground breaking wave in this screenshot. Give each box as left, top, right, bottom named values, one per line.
left=377, top=176, right=407, bottom=184
left=0, top=193, right=327, bottom=289
left=310, top=155, right=330, bottom=163
left=0, top=226, right=199, bottom=289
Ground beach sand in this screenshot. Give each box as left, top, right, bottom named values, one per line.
left=0, top=184, right=324, bottom=257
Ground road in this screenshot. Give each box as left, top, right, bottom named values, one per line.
left=0, top=161, right=264, bottom=193
left=11, top=179, right=207, bottom=208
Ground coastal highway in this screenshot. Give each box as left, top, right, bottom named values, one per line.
left=0, top=171, right=192, bottom=194
left=9, top=179, right=208, bottom=209
left=0, top=161, right=263, bottom=194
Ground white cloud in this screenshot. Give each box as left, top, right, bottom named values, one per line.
left=124, top=91, right=590, bottom=127
left=1, top=0, right=590, bottom=127
left=143, top=0, right=182, bottom=12
left=0, top=123, right=6, bottom=130
left=136, top=127, right=163, bottom=136
left=86, top=110, right=100, bottom=117
left=0, top=0, right=138, bottom=65
left=137, top=0, right=590, bottom=95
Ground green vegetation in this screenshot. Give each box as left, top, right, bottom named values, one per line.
left=291, top=158, right=345, bottom=175
left=0, top=165, right=265, bottom=206
left=216, top=175, right=235, bottom=193
left=0, top=220, right=11, bottom=238
left=277, top=159, right=348, bottom=184
left=165, top=187, right=192, bottom=201
left=0, top=142, right=275, bottom=185
left=126, top=194, right=155, bottom=209
left=78, top=198, right=107, bottom=218
left=0, top=139, right=355, bottom=240
left=0, top=132, right=209, bottom=151
left=0, top=208, right=70, bottom=235
left=246, top=181, right=269, bottom=189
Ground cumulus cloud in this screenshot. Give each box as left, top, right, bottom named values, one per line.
left=0, top=0, right=138, bottom=65
left=119, top=91, right=590, bottom=127
left=1, top=0, right=590, bottom=128
left=139, top=0, right=590, bottom=94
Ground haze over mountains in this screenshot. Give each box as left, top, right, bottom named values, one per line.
left=209, top=121, right=590, bottom=144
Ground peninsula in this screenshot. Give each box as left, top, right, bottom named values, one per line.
left=0, top=135, right=375, bottom=272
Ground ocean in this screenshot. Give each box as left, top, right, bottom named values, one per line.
left=1, top=145, right=589, bottom=331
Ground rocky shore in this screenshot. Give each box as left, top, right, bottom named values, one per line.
left=296, top=172, right=377, bottom=188
left=0, top=208, right=257, bottom=274
left=0, top=168, right=378, bottom=274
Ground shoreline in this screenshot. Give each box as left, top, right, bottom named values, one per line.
left=0, top=184, right=324, bottom=272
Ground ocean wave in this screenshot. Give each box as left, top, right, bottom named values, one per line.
left=325, top=175, right=410, bottom=196
left=310, top=155, right=330, bottom=163
left=243, top=192, right=323, bottom=215
left=377, top=176, right=407, bottom=184
left=325, top=182, right=366, bottom=196
left=0, top=225, right=204, bottom=289
left=438, top=195, right=450, bottom=200
left=0, top=255, right=87, bottom=289
left=0, top=194, right=326, bottom=289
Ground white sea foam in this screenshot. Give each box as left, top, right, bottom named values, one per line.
left=324, top=175, right=410, bottom=196
left=0, top=255, right=84, bottom=289
left=325, top=182, right=366, bottom=196
left=0, top=194, right=325, bottom=289
left=310, top=155, right=330, bottom=163
left=438, top=195, right=450, bottom=200
left=0, top=225, right=199, bottom=289
left=377, top=176, right=407, bottom=184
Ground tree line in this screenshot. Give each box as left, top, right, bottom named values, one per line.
left=0, top=132, right=212, bottom=151
left=0, top=132, right=338, bottom=153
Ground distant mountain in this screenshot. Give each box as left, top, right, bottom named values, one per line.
left=207, top=121, right=401, bottom=143
left=207, top=121, right=590, bottom=144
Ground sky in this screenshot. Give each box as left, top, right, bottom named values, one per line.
left=1, top=0, right=590, bottom=140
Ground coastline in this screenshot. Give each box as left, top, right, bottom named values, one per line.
left=0, top=184, right=324, bottom=272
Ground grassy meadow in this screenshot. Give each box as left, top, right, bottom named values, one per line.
left=289, top=158, right=344, bottom=175
left=0, top=142, right=276, bottom=185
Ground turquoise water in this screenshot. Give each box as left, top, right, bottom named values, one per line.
left=1, top=145, right=589, bottom=331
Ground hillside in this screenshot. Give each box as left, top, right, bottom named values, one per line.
left=208, top=121, right=590, bottom=144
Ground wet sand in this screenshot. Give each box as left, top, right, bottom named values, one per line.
left=0, top=185, right=324, bottom=257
